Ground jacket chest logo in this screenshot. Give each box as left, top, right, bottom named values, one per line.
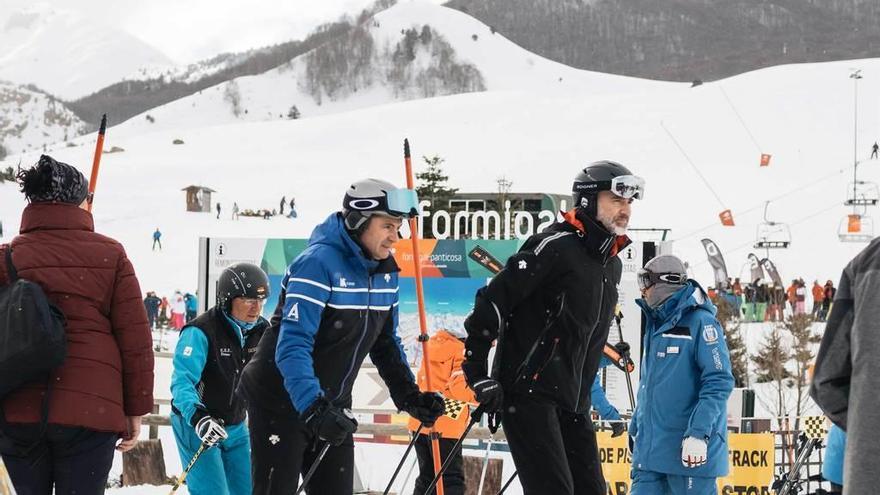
left=220, top=347, right=232, bottom=357
left=339, top=277, right=354, bottom=288
left=384, top=273, right=391, bottom=283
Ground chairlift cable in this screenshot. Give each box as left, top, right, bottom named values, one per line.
left=672, top=168, right=845, bottom=242
left=719, top=85, right=763, bottom=154
left=661, top=121, right=727, bottom=209
left=689, top=201, right=840, bottom=269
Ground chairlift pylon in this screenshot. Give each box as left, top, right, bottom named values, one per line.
left=754, top=201, right=791, bottom=249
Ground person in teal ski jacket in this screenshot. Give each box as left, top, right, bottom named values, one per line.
left=630, top=255, right=734, bottom=495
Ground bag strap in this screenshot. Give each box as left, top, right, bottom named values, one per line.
left=3, top=246, right=17, bottom=284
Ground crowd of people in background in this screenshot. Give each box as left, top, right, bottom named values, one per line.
left=708, top=277, right=836, bottom=323
left=143, top=290, right=199, bottom=332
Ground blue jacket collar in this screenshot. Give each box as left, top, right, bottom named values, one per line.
left=310, top=213, right=400, bottom=274
left=636, top=280, right=716, bottom=333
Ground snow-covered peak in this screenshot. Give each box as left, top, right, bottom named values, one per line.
left=0, top=81, right=87, bottom=157
left=111, top=0, right=680, bottom=138
left=0, top=3, right=173, bottom=100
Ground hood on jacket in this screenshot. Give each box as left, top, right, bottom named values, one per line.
left=637, top=279, right=716, bottom=330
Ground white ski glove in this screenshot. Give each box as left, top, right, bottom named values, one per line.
left=195, top=416, right=228, bottom=447
left=681, top=436, right=708, bottom=468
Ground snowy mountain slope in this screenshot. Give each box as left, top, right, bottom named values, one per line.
left=0, top=81, right=87, bottom=156
left=1, top=55, right=878, bottom=297
left=111, top=1, right=678, bottom=137
left=0, top=4, right=173, bottom=100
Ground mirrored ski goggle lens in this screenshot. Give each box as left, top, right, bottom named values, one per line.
left=658, top=273, right=686, bottom=285
left=385, top=188, right=420, bottom=218
left=637, top=270, right=652, bottom=290
left=611, top=175, right=645, bottom=200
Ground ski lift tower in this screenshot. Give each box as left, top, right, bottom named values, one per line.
left=840, top=69, right=876, bottom=242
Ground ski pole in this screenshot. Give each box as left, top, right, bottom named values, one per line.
left=614, top=313, right=636, bottom=411
left=295, top=442, right=330, bottom=495
left=86, top=114, right=107, bottom=212
left=476, top=435, right=494, bottom=495
left=777, top=435, right=819, bottom=495
left=497, top=471, right=518, bottom=495
left=383, top=423, right=424, bottom=495
left=169, top=440, right=209, bottom=494
left=403, top=138, right=445, bottom=495
left=423, top=408, right=485, bottom=495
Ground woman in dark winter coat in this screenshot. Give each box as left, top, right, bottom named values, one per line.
left=0, top=155, right=154, bottom=495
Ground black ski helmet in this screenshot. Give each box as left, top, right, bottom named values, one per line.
left=342, top=178, right=418, bottom=232
left=216, top=262, right=270, bottom=310
left=571, top=160, right=642, bottom=217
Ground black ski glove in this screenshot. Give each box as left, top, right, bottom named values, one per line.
left=303, top=397, right=358, bottom=446
left=614, top=341, right=631, bottom=355
left=402, top=391, right=445, bottom=426
left=471, top=378, right=503, bottom=413
left=611, top=421, right=626, bottom=438
left=462, top=359, right=504, bottom=413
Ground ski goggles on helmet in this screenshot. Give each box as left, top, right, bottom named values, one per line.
left=573, top=175, right=646, bottom=200
left=637, top=269, right=687, bottom=291
left=344, top=188, right=420, bottom=218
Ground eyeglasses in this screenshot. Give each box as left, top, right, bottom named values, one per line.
left=637, top=269, right=687, bottom=291
left=238, top=297, right=265, bottom=306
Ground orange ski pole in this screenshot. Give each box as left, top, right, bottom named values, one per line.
left=403, top=138, right=444, bottom=495
left=86, top=113, right=107, bottom=212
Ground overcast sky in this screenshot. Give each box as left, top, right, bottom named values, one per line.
left=1, top=0, right=381, bottom=63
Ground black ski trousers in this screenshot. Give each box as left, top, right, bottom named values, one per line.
left=0, top=423, right=117, bottom=495
left=413, top=434, right=465, bottom=495
left=503, top=393, right=606, bottom=495
left=247, top=404, right=353, bottom=495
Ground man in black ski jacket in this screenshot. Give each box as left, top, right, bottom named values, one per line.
left=462, top=161, right=644, bottom=495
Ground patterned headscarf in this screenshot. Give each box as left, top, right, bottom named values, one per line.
left=25, top=155, right=90, bottom=205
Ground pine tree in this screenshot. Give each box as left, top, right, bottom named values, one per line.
left=752, top=327, right=793, bottom=419
left=782, top=313, right=820, bottom=429
left=416, top=155, right=458, bottom=239
left=715, top=298, right=749, bottom=387
left=416, top=155, right=458, bottom=210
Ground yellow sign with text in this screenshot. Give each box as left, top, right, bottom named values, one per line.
left=717, top=433, right=775, bottom=495
left=596, top=432, right=775, bottom=495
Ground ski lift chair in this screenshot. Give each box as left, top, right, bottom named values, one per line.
left=838, top=214, right=875, bottom=242
left=844, top=181, right=880, bottom=207
left=754, top=202, right=791, bottom=249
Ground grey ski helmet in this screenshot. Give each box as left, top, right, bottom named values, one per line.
left=572, top=160, right=644, bottom=217
left=216, top=262, right=270, bottom=310
left=342, top=178, right=419, bottom=232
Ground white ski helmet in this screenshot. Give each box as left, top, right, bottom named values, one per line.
left=342, top=178, right=419, bottom=231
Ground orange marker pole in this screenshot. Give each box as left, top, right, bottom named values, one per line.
left=86, top=114, right=107, bottom=212
left=403, top=138, right=444, bottom=495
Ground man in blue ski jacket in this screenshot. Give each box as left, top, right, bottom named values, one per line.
left=238, top=178, right=444, bottom=495
left=170, top=263, right=270, bottom=495
left=630, top=255, right=734, bottom=495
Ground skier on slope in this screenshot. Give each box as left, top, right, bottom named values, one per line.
left=629, top=255, right=734, bottom=495
left=462, top=161, right=644, bottom=494
left=237, top=179, right=444, bottom=495
left=170, top=263, right=270, bottom=495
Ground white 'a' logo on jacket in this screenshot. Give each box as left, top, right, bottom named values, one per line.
left=287, top=303, right=299, bottom=321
